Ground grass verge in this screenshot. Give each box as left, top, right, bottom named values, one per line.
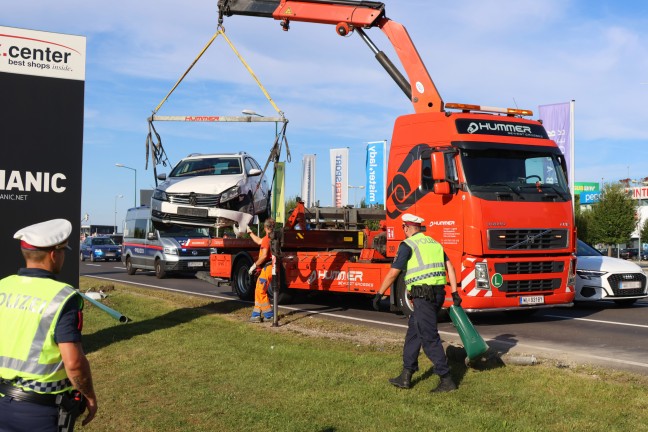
left=78, top=278, right=648, bottom=432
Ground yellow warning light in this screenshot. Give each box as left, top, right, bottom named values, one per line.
left=445, top=102, right=533, bottom=117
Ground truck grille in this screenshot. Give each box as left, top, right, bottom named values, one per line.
left=488, top=229, right=568, bottom=250
left=608, top=273, right=647, bottom=296
left=168, top=193, right=220, bottom=207
left=499, top=279, right=561, bottom=293
left=495, top=261, right=564, bottom=275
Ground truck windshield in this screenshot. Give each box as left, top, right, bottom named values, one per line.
left=158, top=225, right=209, bottom=238
left=460, top=146, right=569, bottom=202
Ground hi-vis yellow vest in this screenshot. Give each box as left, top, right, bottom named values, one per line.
left=0, top=275, right=82, bottom=394
left=403, top=234, right=447, bottom=290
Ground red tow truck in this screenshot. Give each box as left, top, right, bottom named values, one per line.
left=196, top=0, right=576, bottom=314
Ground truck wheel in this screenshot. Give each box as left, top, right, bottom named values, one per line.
left=395, top=274, right=414, bottom=317
left=125, top=257, right=136, bottom=275
left=232, top=256, right=255, bottom=300
left=80, top=252, right=85, bottom=262
left=155, top=259, right=167, bottom=279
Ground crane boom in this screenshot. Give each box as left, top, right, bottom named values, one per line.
left=217, top=0, right=443, bottom=113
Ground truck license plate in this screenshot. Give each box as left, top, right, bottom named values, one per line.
left=519, top=295, right=544, bottom=305
left=178, top=207, right=208, bottom=217
left=620, top=281, right=641, bottom=289
left=188, top=262, right=203, bottom=268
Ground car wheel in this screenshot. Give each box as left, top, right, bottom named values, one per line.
left=232, top=255, right=255, bottom=300
left=80, top=252, right=85, bottom=262
left=154, top=259, right=167, bottom=279
left=90, top=253, right=96, bottom=262
left=126, top=257, right=136, bottom=275
left=614, top=298, right=637, bottom=307
left=239, top=192, right=256, bottom=215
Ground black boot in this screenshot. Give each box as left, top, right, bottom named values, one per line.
left=388, top=369, right=413, bottom=389
left=431, top=373, right=457, bottom=393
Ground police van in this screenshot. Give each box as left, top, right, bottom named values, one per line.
left=122, top=206, right=211, bottom=278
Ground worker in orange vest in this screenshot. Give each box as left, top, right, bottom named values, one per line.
left=246, top=219, right=275, bottom=322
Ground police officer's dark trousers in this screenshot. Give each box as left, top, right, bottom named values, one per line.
left=0, top=396, right=59, bottom=432
left=402, top=290, right=449, bottom=377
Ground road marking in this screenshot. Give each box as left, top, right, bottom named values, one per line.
left=83, top=274, right=648, bottom=371
left=84, top=264, right=101, bottom=267
left=544, top=314, right=648, bottom=329
left=113, top=267, right=126, bottom=270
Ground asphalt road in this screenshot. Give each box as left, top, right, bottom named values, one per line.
left=80, top=260, right=648, bottom=375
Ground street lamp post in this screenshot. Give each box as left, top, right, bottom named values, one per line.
left=348, top=185, right=365, bottom=208
left=114, top=195, right=123, bottom=234
left=115, top=163, right=137, bottom=208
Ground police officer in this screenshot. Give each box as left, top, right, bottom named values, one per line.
left=0, top=219, right=98, bottom=431
left=373, top=213, right=461, bottom=392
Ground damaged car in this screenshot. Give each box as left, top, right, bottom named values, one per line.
left=151, top=152, right=270, bottom=228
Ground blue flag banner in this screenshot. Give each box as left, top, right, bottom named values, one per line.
left=365, top=141, right=385, bottom=205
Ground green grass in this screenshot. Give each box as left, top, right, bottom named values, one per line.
left=78, top=278, right=648, bottom=432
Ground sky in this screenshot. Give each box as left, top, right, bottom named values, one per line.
left=4, top=0, right=648, bottom=226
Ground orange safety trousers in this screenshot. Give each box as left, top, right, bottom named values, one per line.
left=252, top=264, right=273, bottom=315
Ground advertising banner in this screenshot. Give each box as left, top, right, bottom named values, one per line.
left=272, top=162, right=286, bottom=224
left=301, top=154, right=316, bottom=208
left=0, top=26, right=86, bottom=286
left=365, top=141, right=385, bottom=205
left=539, top=101, right=575, bottom=194
left=330, top=148, right=349, bottom=207
left=574, top=182, right=600, bottom=204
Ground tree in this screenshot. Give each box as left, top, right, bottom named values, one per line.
left=588, top=183, right=637, bottom=247
left=574, top=194, right=594, bottom=243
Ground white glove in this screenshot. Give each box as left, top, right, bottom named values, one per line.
left=248, top=263, right=257, bottom=275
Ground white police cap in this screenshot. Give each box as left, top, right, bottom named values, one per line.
left=402, top=213, right=424, bottom=225
left=14, top=219, right=72, bottom=250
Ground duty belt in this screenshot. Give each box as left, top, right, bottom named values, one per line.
left=0, top=381, right=58, bottom=406
left=409, top=284, right=445, bottom=301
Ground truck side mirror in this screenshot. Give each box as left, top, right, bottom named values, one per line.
left=431, top=152, right=447, bottom=181
left=434, top=181, right=451, bottom=195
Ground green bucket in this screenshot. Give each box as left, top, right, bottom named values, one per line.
left=448, top=305, right=489, bottom=360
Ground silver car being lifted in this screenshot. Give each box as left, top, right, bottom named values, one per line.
left=151, top=152, right=271, bottom=228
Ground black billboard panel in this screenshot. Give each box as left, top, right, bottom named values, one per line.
left=0, top=26, right=85, bottom=286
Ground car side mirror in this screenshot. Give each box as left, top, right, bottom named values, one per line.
left=157, top=173, right=167, bottom=181
left=248, top=168, right=262, bottom=177
left=147, top=232, right=157, bottom=240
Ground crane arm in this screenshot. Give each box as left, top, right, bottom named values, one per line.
left=218, top=0, right=443, bottom=113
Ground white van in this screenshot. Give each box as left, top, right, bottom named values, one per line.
left=122, top=206, right=211, bottom=278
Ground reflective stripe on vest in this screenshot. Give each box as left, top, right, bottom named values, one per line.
left=403, top=234, right=447, bottom=290
left=0, top=275, right=80, bottom=393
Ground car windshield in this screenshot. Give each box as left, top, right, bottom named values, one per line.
left=576, top=240, right=602, bottom=257
left=169, top=157, right=242, bottom=177
left=460, top=145, right=570, bottom=202
left=93, top=237, right=117, bottom=246
left=157, top=224, right=209, bottom=238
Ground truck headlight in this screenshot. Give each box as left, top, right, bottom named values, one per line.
left=153, top=189, right=168, bottom=201
left=475, top=262, right=490, bottom=290
left=163, top=247, right=178, bottom=255
left=220, top=185, right=240, bottom=203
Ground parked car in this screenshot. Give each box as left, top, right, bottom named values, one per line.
left=151, top=152, right=271, bottom=227
left=575, top=240, right=648, bottom=306
left=619, top=248, right=639, bottom=260
left=80, top=235, right=122, bottom=262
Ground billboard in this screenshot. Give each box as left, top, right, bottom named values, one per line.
left=365, top=141, right=385, bottom=205
left=329, top=148, right=349, bottom=207
left=0, top=26, right=86, bottom=286
left=574, top=182, right=600, bottom=204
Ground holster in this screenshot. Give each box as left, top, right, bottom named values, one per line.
left=408, top=284, right=445, bottom=303
left=56, top=391, right=86, bottom=432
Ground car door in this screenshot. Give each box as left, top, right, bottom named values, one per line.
left=245, top=157, right=268, bottom=211
left=81, top=238, right=91, bottom=259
